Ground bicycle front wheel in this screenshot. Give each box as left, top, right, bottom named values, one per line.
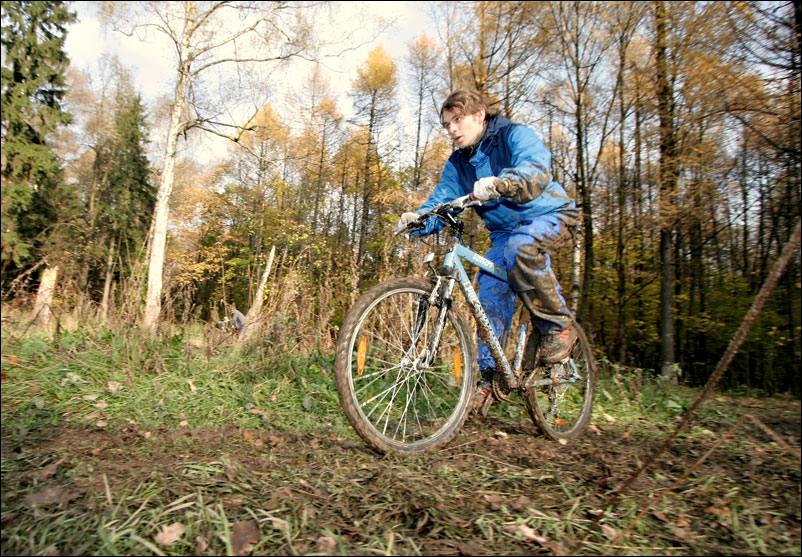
left=523, top=320, right=597, bottom=441
left=334, top=277, right=477, bottom=454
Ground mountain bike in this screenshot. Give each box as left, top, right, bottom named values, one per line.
left=334, top=195, right=597, bottom=454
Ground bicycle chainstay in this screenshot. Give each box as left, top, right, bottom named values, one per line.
left=495, top=355, right=577, bottom=404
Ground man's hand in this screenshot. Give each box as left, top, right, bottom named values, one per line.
left=395, top=212, right=419, bottom=234
left=472, top=176, right=503, bottom=202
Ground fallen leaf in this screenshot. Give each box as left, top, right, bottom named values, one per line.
left=652, top=510, right=670, bottom=523
left=195, top=535, right=208, bottom=555
left=231, top=519, right=260, bottom=556
left=249, top=408, right=269, bottom=418
left=94, top=400, right=108, bottom=409
left=602, top=412, right=616, bottom=423
left=83, top=411, right=102, bottom=421
left=179, top=420, right=188, bottom=427
left=265, top=487, right=292, bottom=509
left=266, top=434, right=281, bottom=447
left=38, top=457, right=65, bottom=481
left=7, top=354, right=20, bottom=366
left=706, top=506, right=732, bottom=517
left=504, top=523, right=547, bottom=544
left=502, top=496, right=526, bottom=512
left=494, top=430, right=508, bottom=439
left=155, top=522, right=185, bottom=546
left=107, top=381, right=122, bottom=394
left=456, top=542, right=486, bottom=555
left=64, top=372, right=83, bottom=385
left=558, top=438, right=569, bottom=446
left=600, top=523, right=618, bottom=539
left=186, top=379, right=196, bottom=392
left=137, top=430, right=151, bottom=439
left=269, top=517, right=289, bottom=531
left=24, top=485, right=80, bottom=508
left=671, top=525, right=691, bottom=540
left=95, top=420, right=107, bottom=427
left=588, top=423, right=603, bottom=436
left=503, top=523, right=568, bottom=554
left=316, top=536, right=337, bottom=551
left=243, top=430, right=255, bottom=443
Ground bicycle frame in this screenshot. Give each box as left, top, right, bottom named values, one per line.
left=428, top=240, right=530, bottom=391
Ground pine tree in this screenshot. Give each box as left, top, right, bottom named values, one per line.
left=0, top=0, right=76, bottom=279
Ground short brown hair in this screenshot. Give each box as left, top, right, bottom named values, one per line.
left=440, top=90, right=499, bottom=122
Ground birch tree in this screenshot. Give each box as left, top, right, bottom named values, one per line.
left=101, top=1, right=362, bottom=335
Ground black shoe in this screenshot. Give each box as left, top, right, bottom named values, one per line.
left=540, top=327, right=578, bottom=363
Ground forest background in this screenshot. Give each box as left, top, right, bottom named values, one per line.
left=2, top=0, right=800, bottom=395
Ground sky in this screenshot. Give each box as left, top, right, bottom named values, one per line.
left=63, top=1, right=442, bottom=160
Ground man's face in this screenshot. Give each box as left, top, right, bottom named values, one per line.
left=441, top=108, right=486, bottom=149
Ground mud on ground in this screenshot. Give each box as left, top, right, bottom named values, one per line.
left=2, top=396, right=800, bottom=556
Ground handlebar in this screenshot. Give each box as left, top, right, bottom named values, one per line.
left=402, top=194, right=482, bottom=234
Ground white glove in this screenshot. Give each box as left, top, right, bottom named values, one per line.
left=395, top=212, right=418, bottom=234
left=473, top=176, right=502, bottom=202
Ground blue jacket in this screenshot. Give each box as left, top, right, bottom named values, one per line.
left=415, top=115, right=575, bottom=241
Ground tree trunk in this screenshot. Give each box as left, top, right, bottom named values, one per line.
left=141, top=64, right=192, bottom=334
left=413, top=86, right=423, bottom=192
left=358, top=97, right=376, bottom=263
left=238, top=245, right=275, bottom=347
left=570, top=226, right=582, bottom=314
left=576, top=89, right=594, bottom=325
left=99, top=239, right=116, bottom=323
left=32, top=265, right=59, bottom=328
left=655, top=1, right=677, bottom=383
left=615, top=36, right=628, bottom=364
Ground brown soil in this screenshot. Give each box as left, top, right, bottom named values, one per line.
left=3, top=396, right=800, bottom=555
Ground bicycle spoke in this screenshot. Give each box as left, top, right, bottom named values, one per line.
left=336, top=279, right=475, bottom=453
left=524, top=322, right=597, bottom=441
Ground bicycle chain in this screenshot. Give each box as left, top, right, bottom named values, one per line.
left=491, top=373, right=516, bottom=403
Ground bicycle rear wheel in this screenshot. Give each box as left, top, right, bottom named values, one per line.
left=335, top=277, right=476, bottom=454
left=523, top=320, right=597, bottom=441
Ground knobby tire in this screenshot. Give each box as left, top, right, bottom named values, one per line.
left=523, top=320, right=597, bottom=441
left=334, top=277, right=477, bottom=454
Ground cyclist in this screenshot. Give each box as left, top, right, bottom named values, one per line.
left=395, top=90, right=579, bottom=414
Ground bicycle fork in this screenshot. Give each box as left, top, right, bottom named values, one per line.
left=412, top=275, right=455, bottom=369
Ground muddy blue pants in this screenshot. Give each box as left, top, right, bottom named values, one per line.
left=476, top=213, right=573, bottom=371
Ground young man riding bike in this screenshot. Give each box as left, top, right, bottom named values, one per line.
left=395, top=90, right=579, bottom=414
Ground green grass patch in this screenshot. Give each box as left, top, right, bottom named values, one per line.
left=2, top=324, right=800, bottom=555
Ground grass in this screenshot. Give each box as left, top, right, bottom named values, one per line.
left=1, top=322, right=800, bottom=555
left=2, top=324, right=349, bottom=437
